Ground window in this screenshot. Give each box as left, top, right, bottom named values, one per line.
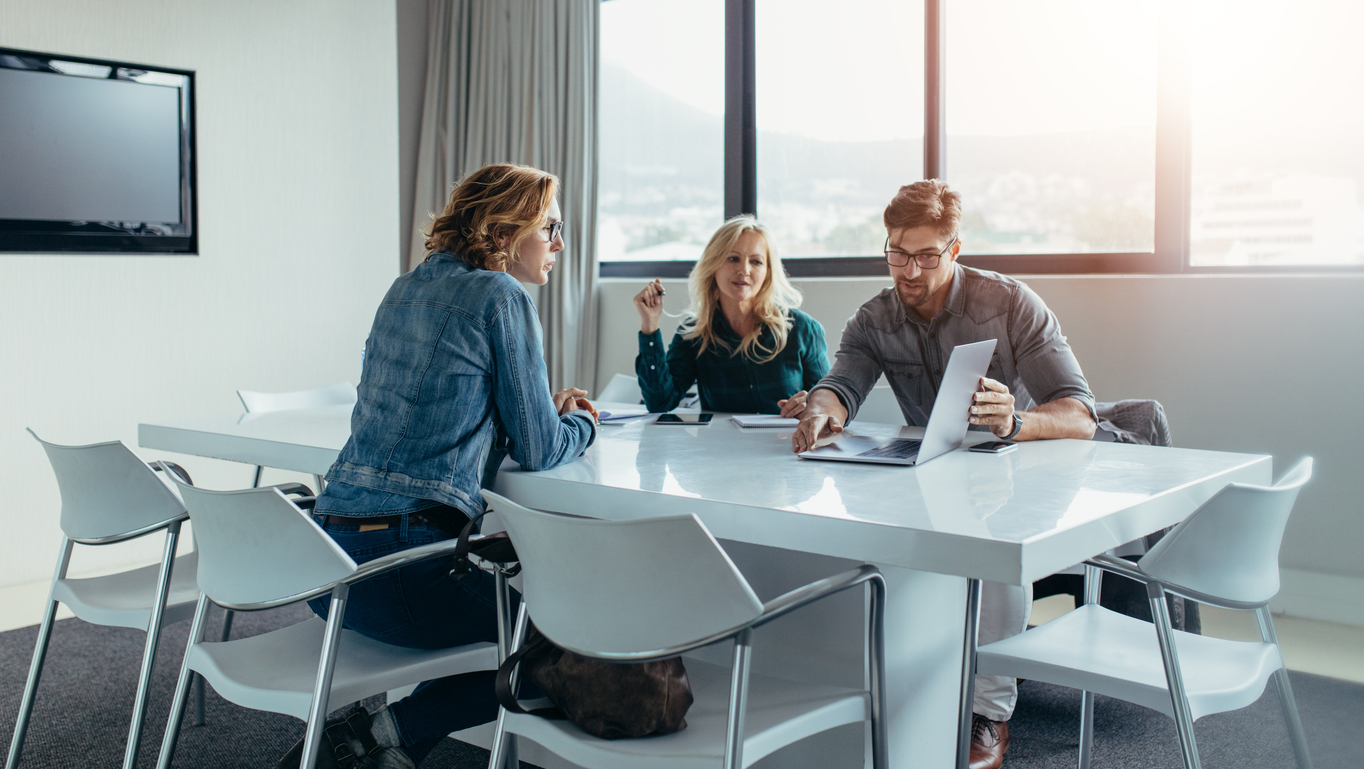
left=1189, top=0, right=1364, bottom=267
left=946, top=1, right=1156, bottom=256
left=755, top=0, right=923, bottom=257
left=598, top=0, right=1364, bottom=275
left=597, top=0, right=724, bottom=265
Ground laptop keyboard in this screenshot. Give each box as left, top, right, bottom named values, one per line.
left=858, top=438, right=923, bottom=459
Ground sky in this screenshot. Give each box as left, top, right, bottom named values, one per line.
left=601, top=0, right=1364, bottom=143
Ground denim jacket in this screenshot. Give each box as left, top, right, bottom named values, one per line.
left=317, top=252, right=595, bottom=519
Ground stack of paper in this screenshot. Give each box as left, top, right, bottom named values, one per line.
left=730, top=414, right=800, bottom=428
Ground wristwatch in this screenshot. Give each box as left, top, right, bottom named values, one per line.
left=1003, top=411, right=1023, bottom=441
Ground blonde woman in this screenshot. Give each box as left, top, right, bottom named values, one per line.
left=633, top=215, right=829, bottom=416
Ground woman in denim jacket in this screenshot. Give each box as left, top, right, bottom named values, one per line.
left=283, top=164, right=596, bottom=769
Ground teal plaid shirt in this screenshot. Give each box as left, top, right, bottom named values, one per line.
left=636, top=308, right=830, bottom=414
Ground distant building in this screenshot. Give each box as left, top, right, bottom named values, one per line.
left=1190, top=176, right=1364, bottom=266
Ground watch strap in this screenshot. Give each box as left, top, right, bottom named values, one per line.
left=1003, top=411, right=1023, bottom=440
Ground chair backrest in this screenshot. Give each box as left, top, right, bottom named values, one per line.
left=482, top=490, right=763, bottom=656
left=29, top=429, right=186, bottom=542
left=596, top=373, right=642, bottom=404
left=857, top=384, right=905, bottom=425
left=237, top=382, right=356, bottom=414
left=1094, top=399, right=1173, bottom=447
left=1138, top=457, right=1312, bottom=606
left=171, top=480, right=356, bottom=608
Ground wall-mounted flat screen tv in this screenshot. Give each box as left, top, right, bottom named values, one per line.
left=0, top=48, right=196, bottom=254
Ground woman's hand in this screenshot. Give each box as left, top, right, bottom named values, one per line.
left=777, top=390, right=809, bottom=418
left=553, top=387, right=589, bottom=417
left=633, top=279, right=665, bottom=334
left=573, top=396, right=599, bottom=421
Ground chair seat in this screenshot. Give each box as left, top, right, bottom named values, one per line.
left=501, top=658, right=869, bottom=769
left=186, top=615, right=498, bottom=721
left=977, top=604, right=1283, bottom=721
left=51, top=550, right=201, bottom=630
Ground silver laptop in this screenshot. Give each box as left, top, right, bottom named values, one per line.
left=799, top=339, right=997, bottom=466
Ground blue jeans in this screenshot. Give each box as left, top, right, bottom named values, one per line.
left=308, top=513, right=501, bottom=764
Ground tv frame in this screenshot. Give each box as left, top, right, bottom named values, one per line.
left=0, top=47, right=197, bottom=255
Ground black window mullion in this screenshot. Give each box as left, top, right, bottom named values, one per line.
left=725, top=0, right=757, bottom=219
left=924, top=0, right=945, bottom=180
left=1153, top=0, right=1192, bottom=273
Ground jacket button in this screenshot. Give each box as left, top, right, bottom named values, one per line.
left=650, top=365, right=656, bottom=370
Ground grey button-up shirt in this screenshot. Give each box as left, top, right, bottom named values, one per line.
left=814, top=263, right=1096, bottom=426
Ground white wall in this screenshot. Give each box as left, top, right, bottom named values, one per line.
left=0, top=0, right=399, bottom=588
left=596, top=273, right=1364, bottom=621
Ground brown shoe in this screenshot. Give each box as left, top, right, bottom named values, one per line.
left=968, top=715, right=1010, bottom=769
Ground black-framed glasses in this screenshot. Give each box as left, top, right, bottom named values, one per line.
left=884, top=234, right=957, bottom=269
left=542, top=219, right=565, bottom=242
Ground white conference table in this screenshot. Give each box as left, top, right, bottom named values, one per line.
left=139, top=405, right=1271, bottom=769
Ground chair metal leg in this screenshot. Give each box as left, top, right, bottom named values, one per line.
left=186, top=607, right=232, bottom=727
left=1256, top=607, right=1313, bottom=769
left=955, top=578, right=982, bottom=769
left=313, top=475, right=326, bottom=493
left=252, top=465, right=264, bottom=488
left=494, top=572, right=512, bottom=663
left=156, top=595, right=213, bottom=769
left=866, top=574, right=889, bottom=769
left=724, top=628, right=754, bottom=769
left=122, top=520, right=183, bottom=769
left=220, top=608, right=235, bottom=642
left=1078, top=691, right=1096, bottom=769
left=5, top=539, right=72, bottom=769
left=299, top=585, right=350, bottom=769
left=1148, top=583, right=1201, bottom=769
left=491, top=572, right=519, bottom=769
left=488, top=602, right=529, bottom=769
left=1078, top=564, right=1101, bottom=769
left=193, top=673, right=207, bottom=727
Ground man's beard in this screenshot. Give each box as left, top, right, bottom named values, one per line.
left=896, top=280, right=930, bottom=308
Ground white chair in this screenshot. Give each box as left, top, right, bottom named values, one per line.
left=595, top=373, right=642, bottom=405
left=480, top=489, right=888, bottom=769
left=7, top=431, right=202, bottom=769
left=854, top=384, right=904, bottom=425
left=976, top=458, right=1315, bottom=769
left=154, top=480, right=500, bottom=769
left=237, top=382, right=357, bottom=490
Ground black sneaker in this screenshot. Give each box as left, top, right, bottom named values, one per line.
left=276, top=705, right=379, bottom=769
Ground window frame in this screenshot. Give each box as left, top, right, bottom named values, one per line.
left=598, top=0, right=1364, bottom=278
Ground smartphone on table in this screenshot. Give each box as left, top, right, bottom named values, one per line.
left=968, top=440, right=1017, bottom=454
left=656, top=413, right=714, bottom=426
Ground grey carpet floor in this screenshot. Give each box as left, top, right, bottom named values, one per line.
left=0, top=604, right=1357, bottom=768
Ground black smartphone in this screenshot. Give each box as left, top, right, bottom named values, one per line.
left=968, top=440, right=1017, bottom=454
left=656, top=413, right=714, bottom=425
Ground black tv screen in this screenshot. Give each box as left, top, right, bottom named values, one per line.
left=0, top=48, right=196, bottom=254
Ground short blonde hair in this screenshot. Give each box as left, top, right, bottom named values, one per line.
left=680, top=216, right=802, bottom=364
left=423, top=163, right=559, bottom=271
left=884, top=179, right=962, bottom=238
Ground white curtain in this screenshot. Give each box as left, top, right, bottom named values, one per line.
left=409, top=0, right=600, bottom=394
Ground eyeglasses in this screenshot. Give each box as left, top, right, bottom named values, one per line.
left=541, top=220, right=565, bottom=242
left=884, top=234, right=957, bottom=269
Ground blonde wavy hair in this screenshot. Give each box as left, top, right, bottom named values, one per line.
left=423, top=163, right=559, bottom=272
left=680, top=216, right=802, bottom=364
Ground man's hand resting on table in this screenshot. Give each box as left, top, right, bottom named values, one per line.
left=791, top=389, right=849, bottom=453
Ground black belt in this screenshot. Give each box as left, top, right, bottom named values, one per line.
left=320, top=506, right=470, bottom=535
left=321, top=513, right=403, bottom=528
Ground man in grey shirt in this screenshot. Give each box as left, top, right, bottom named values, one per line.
left=790, top=180, right=1096, bottom=769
